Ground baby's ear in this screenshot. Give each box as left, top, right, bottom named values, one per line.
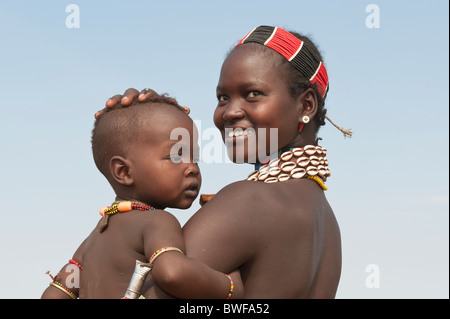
left=109, top=156, right=134, bottom=186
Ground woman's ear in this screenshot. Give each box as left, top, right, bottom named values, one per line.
left=109, top=156, right=134, bottom=186
left=298, top=88, right=318, bottom=121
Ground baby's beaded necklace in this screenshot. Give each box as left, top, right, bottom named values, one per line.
left=97, top=201, right=155, bottom=232
left=98, top=201, right=155, bottom=217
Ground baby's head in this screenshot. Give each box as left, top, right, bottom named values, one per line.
left=92, top=92, right=201, bottom=209
left=214, top=25, right=330, bottom=163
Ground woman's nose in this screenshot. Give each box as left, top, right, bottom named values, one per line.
left=222, top=100, right=245, bottom=123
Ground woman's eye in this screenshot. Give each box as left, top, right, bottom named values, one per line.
left=248, top=91, right=261, bottom=98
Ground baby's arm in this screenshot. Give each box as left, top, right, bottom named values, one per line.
left=144, top=211, right=243, bottom=299
left=41, top=261, right=81, bottom=299
left=41, top=241, right=84, bottom=299
left=151, top=250, right=243, bottom=299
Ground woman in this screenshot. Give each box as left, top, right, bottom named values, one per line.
left=105, top=25, right=342, bottom=298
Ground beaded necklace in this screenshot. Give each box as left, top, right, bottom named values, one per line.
left=97, top=201, right=155, bottom=233
left=99, top=201, right=155, bottom=217
left=246, top=145, right=330, bottom=190
left=199, top=145, right=330, bottom=207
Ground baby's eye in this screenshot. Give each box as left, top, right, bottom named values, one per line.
left=170, top=154, right=182, bottom=164
left=217, top=95, right=229, bottom=102
left=192, top=148, right=200, bottom=163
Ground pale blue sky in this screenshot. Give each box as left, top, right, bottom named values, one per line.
left=0, top=0, right=448, bottom=298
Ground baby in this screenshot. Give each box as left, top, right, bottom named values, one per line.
left=41, top=90, right=241, bottom=299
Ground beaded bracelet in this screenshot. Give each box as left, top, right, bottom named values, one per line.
left=50, top=281, right=78, bottom=299
left=148, top=247, right=184, bottom=271
left=69, top=259, right=82, bottom=270
left=225, top=274, right=234, bottom=299
left=46, top=270, right=79, bottom=299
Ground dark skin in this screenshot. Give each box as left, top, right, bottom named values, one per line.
left=42, top=107, right=243, bottom=299
left=106, top=44, right=342, bottom=298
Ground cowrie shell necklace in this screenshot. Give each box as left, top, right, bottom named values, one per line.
left=246, top=145, right=331, bottom=188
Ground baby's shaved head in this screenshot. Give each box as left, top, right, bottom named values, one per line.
left=91, top=93, right=189, bottom=181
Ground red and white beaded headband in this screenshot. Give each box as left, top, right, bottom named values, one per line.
left=236, top=25, right=329, bottom=98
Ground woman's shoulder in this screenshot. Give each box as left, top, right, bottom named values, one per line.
left=222, top=179, right=273, bottom=193
left=215, top=180, right=267, bottom=200
left=212, top=178, right=325, bottom=212
left=204, top=179, right=287, bottom=214
left=216, top=178, right=308, bottom=197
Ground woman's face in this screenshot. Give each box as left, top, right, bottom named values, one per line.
left=214, top=44, right=302, bottom=164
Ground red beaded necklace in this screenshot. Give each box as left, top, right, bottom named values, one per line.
left=99, top=201, right=155, bottom=217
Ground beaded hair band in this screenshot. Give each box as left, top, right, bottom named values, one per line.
left=236, top=25, right=329, bottom=98
left=236, top=26, right=352, bottom=138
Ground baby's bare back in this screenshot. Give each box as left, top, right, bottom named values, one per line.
left=74, top=211, right=164, bottom=298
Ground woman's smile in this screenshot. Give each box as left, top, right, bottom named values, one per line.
left=214, top=44, right=302, bottom=164
left=224, top=127, right=256, bottom=141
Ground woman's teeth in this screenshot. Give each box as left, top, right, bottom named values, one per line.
left=227, top=130, right=254, bottom=138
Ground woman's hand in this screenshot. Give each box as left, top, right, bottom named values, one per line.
left=95, top=88, right=158, bottom=119
left=105, top=88, right=139, bottom=108
left=106, top=88, right=161, bottom=107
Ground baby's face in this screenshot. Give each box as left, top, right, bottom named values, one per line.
left=127, top=107, right=201, bottom=209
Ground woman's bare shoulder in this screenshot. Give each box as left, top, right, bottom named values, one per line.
left=214, top=180, right=266, bottom=198
left=201, top=180, right=267, bottom=210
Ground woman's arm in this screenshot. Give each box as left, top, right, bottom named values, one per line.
left=182, top=181, right=260, bottom=273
